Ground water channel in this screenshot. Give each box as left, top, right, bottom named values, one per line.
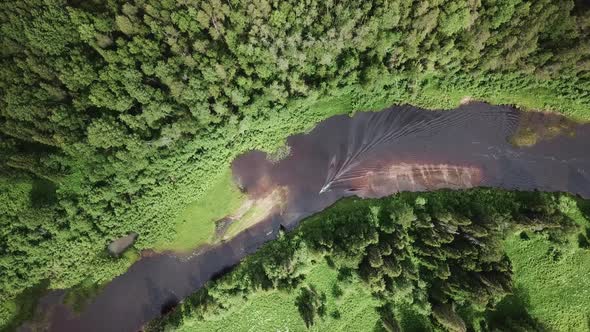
left=20, top=102, right=590, bottom=332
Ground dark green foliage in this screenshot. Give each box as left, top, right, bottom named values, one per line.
left=30, top=180, right=58, bottom=208
left=374, top=303, right=402, bottom=332
left=331, top=283, right=343, bottom=299
left=484, top=291, right=545, bottom=332
left=578, top=228, right=590, bottom=249
left=294, top=284, right=327, bottom=328
left=431, top=302, right=467, bottom=332
left=150, top=189, right=584, bottom=331
left=330, top=310, right=341, bottom=320
left=0, top=177, right=58, bottom=300
left=2, top=0, right=590, bottom=320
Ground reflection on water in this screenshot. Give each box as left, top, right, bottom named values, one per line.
left=21, top=102, right=590, bottom=332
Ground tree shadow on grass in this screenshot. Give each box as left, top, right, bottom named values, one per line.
left=485, top=286, right=548, bottom=332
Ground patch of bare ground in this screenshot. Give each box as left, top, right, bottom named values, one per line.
left=215, top=187, right=289, bottom=241
left=460, top=96, right=474, bottom=105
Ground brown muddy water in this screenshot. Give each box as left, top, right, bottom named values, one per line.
left=19, top=102, right=590, bottom=332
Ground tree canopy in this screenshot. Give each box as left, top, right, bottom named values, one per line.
left=1, top=0, right=590, bottom=325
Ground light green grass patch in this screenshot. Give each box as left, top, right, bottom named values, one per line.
left=308, top=94, right=354, bottom=118
left=178, top=261, right=380, bottom=332
left=154, top=170, right=245, bottom=252
left=504, top=233, right=590, bottom=331
left=221, top=204, right=261, bottom=241
left=416, top=86, right=468, bottom=109
left=473, top=87, right=589, bottom=122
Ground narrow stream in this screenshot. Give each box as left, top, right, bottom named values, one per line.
left=20, top=102, right=590, bottom=332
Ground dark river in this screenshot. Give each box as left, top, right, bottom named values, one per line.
left=20, top=102, right=590, bottom=331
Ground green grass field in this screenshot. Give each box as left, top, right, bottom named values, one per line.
left=177, top=260, right=381, bottom=332
left=504, top=232, right=590, bottom=331
left=167, top=205, right=590, bottom=332
left=169, top=232, right=590, bottom=332
left=154, top=170, right=245, bottom=252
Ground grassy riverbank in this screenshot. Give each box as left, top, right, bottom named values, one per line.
left=154, top=75, right=590, bottom=253
left=177, top=261, right=381, bottom=332
left=504, top=233, right=590, bottom=331
left=167, top=231, right=590, bottom=332
left=153, top=170, right=245, bottom=252
left=149, top=189, right=590, bottom=331
left=502, top=197, right=590, bottom=331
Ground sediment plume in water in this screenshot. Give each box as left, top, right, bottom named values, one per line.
left=318, top=106, right=515, bottom=193
left=21, top=102, right=590, bottom=332
left=342, top=163, right=484, bottom=197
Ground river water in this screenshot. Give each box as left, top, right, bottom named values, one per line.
left=20, top=102, right=590, bottom=331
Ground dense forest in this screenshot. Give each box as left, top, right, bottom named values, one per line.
left=147, top=189, right=590, bottom=331
left=1, top=0, right=590, bottom=326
